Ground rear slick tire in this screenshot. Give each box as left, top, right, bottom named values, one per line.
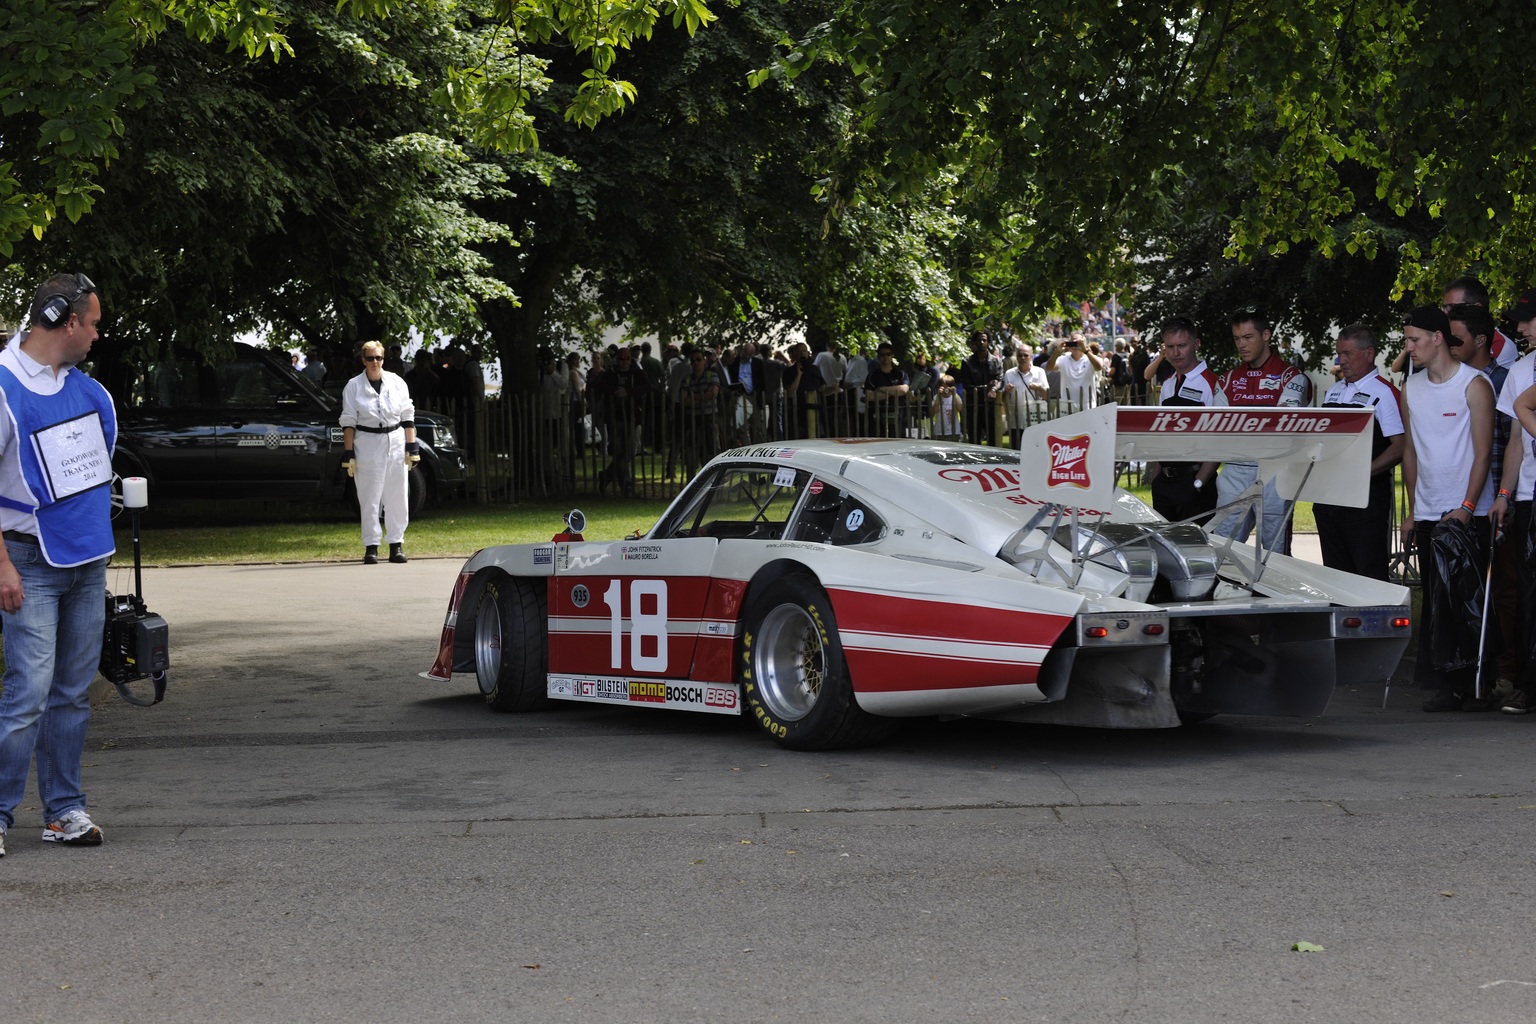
left=739, top=575, right=896, bottom=750
left=474, top=575, right=550, bottom=712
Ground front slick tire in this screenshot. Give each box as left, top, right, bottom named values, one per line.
left=475, top=575, right=550, bottom=712
left=740, top=575, right=896, bottom=750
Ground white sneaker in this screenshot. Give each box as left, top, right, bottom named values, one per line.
left=1, top=826, right=7, bottom=858
left=42, top=809, right=103, bottom=846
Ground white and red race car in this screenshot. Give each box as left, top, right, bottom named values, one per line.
left=426, top=405, right=1411, bottom=749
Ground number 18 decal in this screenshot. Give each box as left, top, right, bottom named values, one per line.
left=602, top=579, right=668, bottom=672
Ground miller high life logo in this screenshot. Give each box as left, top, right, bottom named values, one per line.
left=1046, top=433, right=1091, bottom=489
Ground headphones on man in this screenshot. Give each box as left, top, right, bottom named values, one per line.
left=36, top=273, right=97, bottom=329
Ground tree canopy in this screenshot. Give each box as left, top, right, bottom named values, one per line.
left=468, top=0, right=974, bottom=385
left=764, top=0, right=1536, bottom=330
left=6, top=3, right=513, bottom=350
left=0, top=0, right=714, bottom=255
left=7, top=0, right=1536, bottom=368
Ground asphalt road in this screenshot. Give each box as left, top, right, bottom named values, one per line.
left=4, top=546, right=1535, bottom=1024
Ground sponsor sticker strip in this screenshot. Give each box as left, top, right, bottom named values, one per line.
left=547, top=675, right=741, bottom=715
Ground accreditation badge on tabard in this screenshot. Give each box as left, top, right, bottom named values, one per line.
left=31, top=411, right=112, bottom=501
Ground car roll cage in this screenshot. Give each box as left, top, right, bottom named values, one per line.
left=1005, top=458, right=1319, bottom=595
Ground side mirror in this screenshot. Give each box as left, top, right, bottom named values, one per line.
left=553, top=508, right=586, bottom=542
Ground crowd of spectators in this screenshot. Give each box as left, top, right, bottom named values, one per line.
left=516, top=320, right=1147, bottom=502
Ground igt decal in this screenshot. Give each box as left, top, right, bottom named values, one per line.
left=1046, top=434, right=1091, bottom=489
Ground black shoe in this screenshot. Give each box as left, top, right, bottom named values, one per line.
left=389, top=543, right=407, bottom=564
left=1422, top=690, right=1462, bottom=712
left=1502, top=691, right=1532, bottom=715
left=1462, top=694, right=1495, bottom=712
left=363, top=545, right=379, bottom=565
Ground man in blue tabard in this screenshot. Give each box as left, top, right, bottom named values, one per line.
left=0, top=273, right=117, bottom=858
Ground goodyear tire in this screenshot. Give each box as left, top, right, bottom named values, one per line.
left=739, top=575, right=896, bottom=750
left=474, top=575, right=550, bottom=712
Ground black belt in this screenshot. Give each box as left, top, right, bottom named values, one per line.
left=354, top=423, right=401, bottom=434
left=1157, top=462, right=1199, bottom=479
left=3, top=529, right=38, bottom=546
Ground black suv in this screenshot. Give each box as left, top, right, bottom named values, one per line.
left=92, top=342, right=467, bottom=511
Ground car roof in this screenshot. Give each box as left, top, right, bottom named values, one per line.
left=709, top=439, right=1152, bottom=554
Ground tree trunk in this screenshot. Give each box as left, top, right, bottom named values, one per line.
left=482, top=245, right=573, bottom=397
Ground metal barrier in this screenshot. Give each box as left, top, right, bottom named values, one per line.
left=433, top=386, right=1122, bottom=503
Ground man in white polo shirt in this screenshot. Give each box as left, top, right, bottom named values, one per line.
left=1146, top=316, right=1225, bottom=523
left=1314, top=324, right=1404, bottom=581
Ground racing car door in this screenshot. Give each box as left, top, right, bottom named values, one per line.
left=548, top=463, right=810, bottom=690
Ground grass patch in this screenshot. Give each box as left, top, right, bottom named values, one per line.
left=115, top=497, right=675, bottom=565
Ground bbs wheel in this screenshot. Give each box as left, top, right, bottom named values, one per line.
left=474, top=575, right=550, bottom=711
left=740, top=575, right=896, bottom=750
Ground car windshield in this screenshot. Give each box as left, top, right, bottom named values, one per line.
left=102, top=344, right=336, bottom=412
left=657, top=465, right=809, bottom=540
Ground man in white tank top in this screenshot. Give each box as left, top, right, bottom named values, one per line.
left=1399, top=305, right=1495, bottom=711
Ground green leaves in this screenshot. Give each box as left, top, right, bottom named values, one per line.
left=760, top=0, right=1536, bottom=317
left=0, top=0, right=719, bottom=252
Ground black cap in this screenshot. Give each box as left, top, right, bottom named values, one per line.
left=1502, top=288, right=1536, bottom=324
left=1404, top=305, right=1458, bottom=346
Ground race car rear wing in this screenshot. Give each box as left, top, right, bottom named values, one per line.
left=1017, top=404, right=1377, bottom=511
left=1011, top=403, right=1378, bottom=591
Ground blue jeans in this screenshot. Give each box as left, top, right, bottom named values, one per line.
left=0, top=542, right=107, bottom=831
left=1212, top=461, right=1291, bottom=553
